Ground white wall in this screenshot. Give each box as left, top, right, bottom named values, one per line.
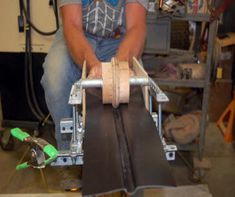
left=0, top=0, right=56, bottom=52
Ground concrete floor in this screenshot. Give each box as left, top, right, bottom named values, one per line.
left=0, top=123, right=234, bottom=196
left=204, top=124, right=235, bottom=197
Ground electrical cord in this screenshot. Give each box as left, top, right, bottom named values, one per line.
left=20, top=0, right=59, bottom=36
left=53, top=0, right=59, bottom=29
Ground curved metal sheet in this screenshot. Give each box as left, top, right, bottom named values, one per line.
left=83, top=89, right=175, bottom=196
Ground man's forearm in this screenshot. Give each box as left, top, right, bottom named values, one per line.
left=116, top=3, right=147, bottom=64
left=63, top=26, right=100, bottom=69
left=116, top=25, right=146, bottom=64
left=61, top=5, right=100, bottom=70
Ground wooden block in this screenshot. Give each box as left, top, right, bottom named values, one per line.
left=102, top=62, right=113, bottom=104
left=118, top=61, right=130, bottom=103
left=102, top=59, right=130, bottom=108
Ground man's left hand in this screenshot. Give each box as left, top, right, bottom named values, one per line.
left=88, top=64, right=102, bottom=78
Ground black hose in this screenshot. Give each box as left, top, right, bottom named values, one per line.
left=20, top=0, right=58, bottom=36
left=19, top=0, right=24, bottom=16
left=24, top=0, right=43, bottom=121
left=27, top=0, right=46, bottom=119
left=24, top=0, right=54, bottom=125
left=53, top=0, right=60, bottom=29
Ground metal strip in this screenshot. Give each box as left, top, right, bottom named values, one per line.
left=113, top=109, right=136, bottom=193
left=82, top=89, right=175, bottom=196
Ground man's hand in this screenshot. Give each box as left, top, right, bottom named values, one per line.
left=88, top=61, right=134, bottom=79
left=116, top=3, right=147, bottom=65
left=88, top=63, right=102, bottom=78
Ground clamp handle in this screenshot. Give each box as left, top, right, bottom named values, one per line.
left=16, top=162, right=30, bottom=170
left=11, top=128, right=30, bottom=142
left=43, top=144, right=58, bottom=165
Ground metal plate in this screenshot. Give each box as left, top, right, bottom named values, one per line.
left=144, top=16, right=171, bottom=55
left=82, top=89, right=175, bottom=196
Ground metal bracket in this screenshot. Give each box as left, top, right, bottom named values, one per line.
left=151, top=112, right=177, bottom=161
left=149, top=78, right=169, bottom=102
left=51, top=151, right=83, bottom=166
left=162, top=137, right=177, bottom=161
left=60, top=118, right=74, bottom=134
left=69, top=82, right=82, bottom=105
left=164, top=145, right=177, bottom=161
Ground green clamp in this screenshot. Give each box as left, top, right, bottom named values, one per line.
left=11, top=128, right=58, bottom=170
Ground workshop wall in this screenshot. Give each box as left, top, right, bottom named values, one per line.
left=0, top=0, right=56, bottom=53
left=0, top=1, right=57, bottom=123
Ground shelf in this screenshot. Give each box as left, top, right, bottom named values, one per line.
left=153, top=78, right=205, bottom=88
left=147, top=13, right=211, bottom=22
left=176, top=143, right=198, bottom=151
left=167, top=141, right=198, bottom=151
left=145, top=16, right=217, bottom=159
left=173, top=14, right=210, bottom=22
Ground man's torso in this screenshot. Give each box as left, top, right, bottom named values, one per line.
left=59, top=0, right=148, bottom=37
left=82, top=0, right=125, bottom=37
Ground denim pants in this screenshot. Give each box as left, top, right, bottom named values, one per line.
left=41, top=28, right=123, bottom=150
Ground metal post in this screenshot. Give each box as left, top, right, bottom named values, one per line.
left=81, top=79, right=103, bottom=88
left=198, top=20, right=218, bottom=160
left=129, top=77, right=149, bottom=86
left=158, top=103, right=163, bottom=139
left=71, top=105, right=78, bottom=155
left=149, top=95, right=152, bottom=113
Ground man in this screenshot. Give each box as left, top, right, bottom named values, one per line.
left=41, top=0, right=148, bottom=150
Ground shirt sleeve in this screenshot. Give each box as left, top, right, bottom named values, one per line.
left=126, top=0, right=149, bottom=10
left=59, top=0, right=82, bottom=8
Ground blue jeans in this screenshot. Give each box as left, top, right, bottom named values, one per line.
left=41, top=28, right=123, bottom=150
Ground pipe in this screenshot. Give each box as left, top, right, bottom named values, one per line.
left=80, top=77, right=150, bottom=88
left=129, top=77, right=149, bottom=86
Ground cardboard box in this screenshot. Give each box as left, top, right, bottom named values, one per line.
left=187, top=0, right=209, bottom=14
left=219, top=46, right=234, bottom=80
left=214, top=33, right=235, bottom=80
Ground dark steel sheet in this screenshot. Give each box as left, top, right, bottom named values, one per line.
left=83, top=89, right=175, bottom=196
